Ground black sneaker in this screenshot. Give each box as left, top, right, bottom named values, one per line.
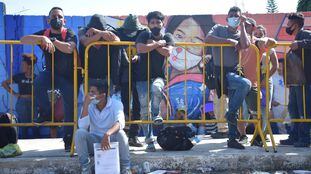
left=239, top=135, right=248, bottom=144
left=227, top=139, right=245, bottom=149
left=211, top=132, right=228, bottom=139
left=250, top=135, right=263, bottom=147
left=280, top=139, right=294, bottom=145
left=294, top=142, right=310, bottom=148
left=64, top=135, right=72, bottom=152
left=128, top=137, right=143, bottom=147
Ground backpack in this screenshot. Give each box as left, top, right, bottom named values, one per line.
left=0, top=113, right=17, bottom=148
left=157, top=126, right=195, bottom=151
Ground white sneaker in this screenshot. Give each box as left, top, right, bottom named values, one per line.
left=153, top=115, right=163, bottom=125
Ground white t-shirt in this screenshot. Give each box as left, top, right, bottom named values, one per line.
left=272, top=72, right=289, bottom=105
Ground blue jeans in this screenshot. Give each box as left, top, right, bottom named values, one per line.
left=287, top=85, right=311, bottom=144
left=136, top=78, right=165, bottom=143
left=34, top=71, right=74, bottom=142
left=226, top=72, right=251, bottom=140
left=74, top=129, right=130, bottom=171
left=15, top=98, right=39, bottom=138
left=242, top=78, right=273, bottom=134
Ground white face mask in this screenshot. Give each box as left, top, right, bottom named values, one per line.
left=90, top=96, right=100, bottom=105
left=227, top=17, right=240, bottom=28
left=168, top=46, right=202, bottom=71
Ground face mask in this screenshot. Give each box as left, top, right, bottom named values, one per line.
left=227, top=17, right=240, bottom=28
left=286, top=25, right=295, bottom=35
left=50, top=18, right=63, bottom=30
left=90, top=96, right=100, bottom=105
left=168, top=46, right=202, bottom=71
left=126, top=31, right=137, bottom=37
left=150, top=27, right=161, bottom=36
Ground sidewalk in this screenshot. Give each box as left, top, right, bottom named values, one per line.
left=0, top=135, right=310, bottom=173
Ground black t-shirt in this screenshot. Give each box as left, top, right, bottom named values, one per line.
left=78, top=28, right=121, bottom=85
left=13, top=73, right=36, bottom=95
left=34, top=29, right=77, bottom=81
left=294, top=29, right=311, bottom=84
left=116, top=28, right=147, bottom=83
left=135, top=31, right=175, bottom=81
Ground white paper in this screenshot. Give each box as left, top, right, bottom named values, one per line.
left=148, top=170, right=167, bottom=174
left=94, top=142, right=120, bottom=174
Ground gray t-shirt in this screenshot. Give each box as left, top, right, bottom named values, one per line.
left=208, top=24, right=240, bottom=67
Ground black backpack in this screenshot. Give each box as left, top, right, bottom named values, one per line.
left=0, top=113, right=17, bottom=148
left=157, top=126, right=195, bottom=151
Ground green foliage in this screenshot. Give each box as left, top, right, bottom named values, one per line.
left=266, top=0, right=279, bottom=13
left=297, top=0, right=311, bottom=12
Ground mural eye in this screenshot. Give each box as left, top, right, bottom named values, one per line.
left=175, top=33, right=183, bottom=40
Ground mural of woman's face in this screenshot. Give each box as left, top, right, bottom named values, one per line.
left=169, top=17, right=206, bottom=71
left=172, top=17, right=205, bottom=56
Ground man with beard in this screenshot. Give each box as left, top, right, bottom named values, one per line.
left=135, top=11, right=175, bottom=152
left=21, top=7, right=77, bottom=151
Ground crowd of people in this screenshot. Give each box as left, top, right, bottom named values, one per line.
left=1, top=5, right=310, bottom=174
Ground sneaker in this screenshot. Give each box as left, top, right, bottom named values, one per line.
left=250, top=135, right=263, bottom=147
left=227, top=139, right=245, bottom=149
left=153, top=115, right=163, bottom=126
left=211, top=132, right=228, bottom=139
left=81, top=163, right=91, bottom=174
left=293, top=142, right=310, bottom=148
left=64, top=135, right=72, bottom=152
left=239, top=135, right=248, bottom=144
left=280, top=139, right=294, bottom=145
left=128, top=137, right=143, bottom=147
left=145, top=143, right=156, bottom=152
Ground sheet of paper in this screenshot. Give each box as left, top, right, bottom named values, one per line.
left=94, top=142, right=120, bottom=174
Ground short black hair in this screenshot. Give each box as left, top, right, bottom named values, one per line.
left=89, top=79, right=109, bottom=94
left=146, top=11, right=165, bottom=23
left=22, top=54, right=37, bottom=66
left=49, top=7, right=63, bottom=16
left=288, top=13, right=304, bottom=28
left=228, top=6, right=241, bottom=15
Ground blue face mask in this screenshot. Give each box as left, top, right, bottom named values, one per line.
left=227, top=17, right=240, bottom=28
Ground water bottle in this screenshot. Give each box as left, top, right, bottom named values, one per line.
left=189, top=136, right=201, bottom=145
left=142, top=161, right=150, bottom=173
